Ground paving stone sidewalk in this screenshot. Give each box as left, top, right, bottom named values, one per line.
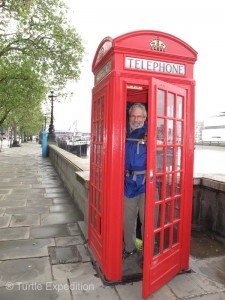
left=0, top=142, right=224, bottom=300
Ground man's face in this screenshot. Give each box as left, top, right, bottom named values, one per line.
left=129, top=107, right=146, bottom=130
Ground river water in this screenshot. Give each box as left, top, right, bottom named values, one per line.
left=194, top=145, right=225, bottom=175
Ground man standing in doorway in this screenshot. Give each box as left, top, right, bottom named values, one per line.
left=123, top=103, right=147, bottom=259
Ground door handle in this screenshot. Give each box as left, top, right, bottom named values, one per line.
left=149, top=170, right=154, bottom=182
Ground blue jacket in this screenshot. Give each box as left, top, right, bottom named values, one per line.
left=124, top=121, right=147, bottom=198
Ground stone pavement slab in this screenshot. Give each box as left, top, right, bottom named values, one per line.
left=10, top=213, right=40, bottom=227
left=55, top=235, right=84, bottom=246
left=0, top=257, right=52, bottom=286
left=0, top=238, right=55, bottom=260
left=71, top=284, right=120, bottom=300
left=67, top=222, right=81, bottom=235
left=0, top=189, right=11, bottom=195
left=0, top=280, right=71, bottom=300
left=167, top=273, right=205, bottom=298
left=0, top=208, right=5, bottom=215
left=52, top=197, right=73, bottom=204
left=49, top=245, right=82, bottom=264
left=5, top=206, right=49, bottom=214
left=52, top=261, right=109, bottom=299
left=189, top=273, right=225, bottom=294
left=76, top=244, right=91, bottom=262
left=190, top=255, right=225, bottom=286
left=44, top=192, right=70, bottom=198
left=49, top=204, right=77, bottom=213
left=40, top=211, right=82, bottom=225
left=0, top=215, right=11, bottom=227
left=30, top=224, right=70, bottom=239
left=116, top=282, right=176, bottom=300
left=0, top=227, right=30, bottom=241
left=0, top=199, right=27, bottom=208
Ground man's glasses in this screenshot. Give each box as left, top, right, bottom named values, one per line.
left=129, top=115, right=145, bottom=120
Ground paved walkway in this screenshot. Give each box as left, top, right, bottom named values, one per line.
left=0, top=142, right=224, bottom=300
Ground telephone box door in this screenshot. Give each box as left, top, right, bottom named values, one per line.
left=143, top=78, right=190, bottom=298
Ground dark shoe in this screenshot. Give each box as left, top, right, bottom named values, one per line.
left=122, top=249, right=137, bottom=259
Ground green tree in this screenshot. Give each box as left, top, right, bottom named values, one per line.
left=0, top=0, right=85, bottom=128
left=0, top=58, right=47, bottom=126
left=14, top=103, right=43, bottom=138
left=5, top=102, right=43, bottom=144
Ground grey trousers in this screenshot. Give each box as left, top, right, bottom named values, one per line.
left=123, top=193, right=145, bottom=252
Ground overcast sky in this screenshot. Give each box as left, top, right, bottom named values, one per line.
left=53, top=0, right=225, bottom=132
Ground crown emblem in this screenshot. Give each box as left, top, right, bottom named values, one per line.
left=96, top=40, right=112, bottom=64
left=150, top=37, right=166, bottom=52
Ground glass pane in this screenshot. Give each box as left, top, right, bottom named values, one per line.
left=154, top=204, right=161, bottom=229
left=157, top=118, right=164, bottom=143
left=95, top=144, right=98, bottom=164
left=163, top=227, right=170, bottom=250
left=166, top=173, right=173, bottom=198
left=176, top=96, right=183, bottom=119
left=173, top=223, right=179, bottom=244
left=94, top=211, right=98, bottom=229
left=175, top=173, right=181, bottom=195
left=101, top=96, right=104, bottom=118
left=95, top=145, right=98, bottom=164
left=157, top=176, right=163, bottom=200
left=99, top=216, right=101, bottom=235
left=97, top=121, right=101, bottom=142
left=95, top=167, right=99, bottom=188
left=97, top=99, right=100, bottom=119
left=167, top=120, right=174, bottom=144
left=95, top=190, right=99, bottom=210
left=92, top=167, right=95, bottom=186
left=157, top=89, right=165, bottom=115
left=155, top=184, right=159, bottom=202
left=98, top=192, right=102, bottom=212
left=92, top=186, right=95, bottom=206
left=93, top=122, right=96, bottom=142
left=91, top=208, right=95, bottom=225
left=168, top=93, right=174, bottom=117
left=174, top=198, right=180, bottom=220
left=91, top=145, right=94, bottom=163
left=99, top=121, right=102, bottom=142
left=176, top=121, right=183, bottom=144
left=91, top=210, right=97, bottom=228
left=92, top=123, right=95, bottom=142
left=99, top=144, right=102, bottom=165
left=176, top=147, right=182, bottom=170
left=99, top=168, right=102, bottom=189
left=166, top=147, right=173, bottom=171
left=156, top=148, right=163, bottom=172
left=94, top=101, right=97, bottom=121
left=164, top=201, right=171, bottom=224
left=153, top=232, right=160, bottom=256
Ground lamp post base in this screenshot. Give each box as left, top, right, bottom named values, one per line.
left=48, top=124, right=56, bottom=143
left=47, top=133, right=56, bottom=143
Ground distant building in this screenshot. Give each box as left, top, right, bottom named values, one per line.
left=55, top=130, right=90, bottom=142
left=195, top=121, right=204, bottom=143
left=202, top=112, right=225, bottom=144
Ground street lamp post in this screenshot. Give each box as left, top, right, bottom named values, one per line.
left=47, top=91, right=56, bottom=142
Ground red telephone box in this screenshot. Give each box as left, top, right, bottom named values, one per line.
left=88, top=30, right=197, bottom=298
